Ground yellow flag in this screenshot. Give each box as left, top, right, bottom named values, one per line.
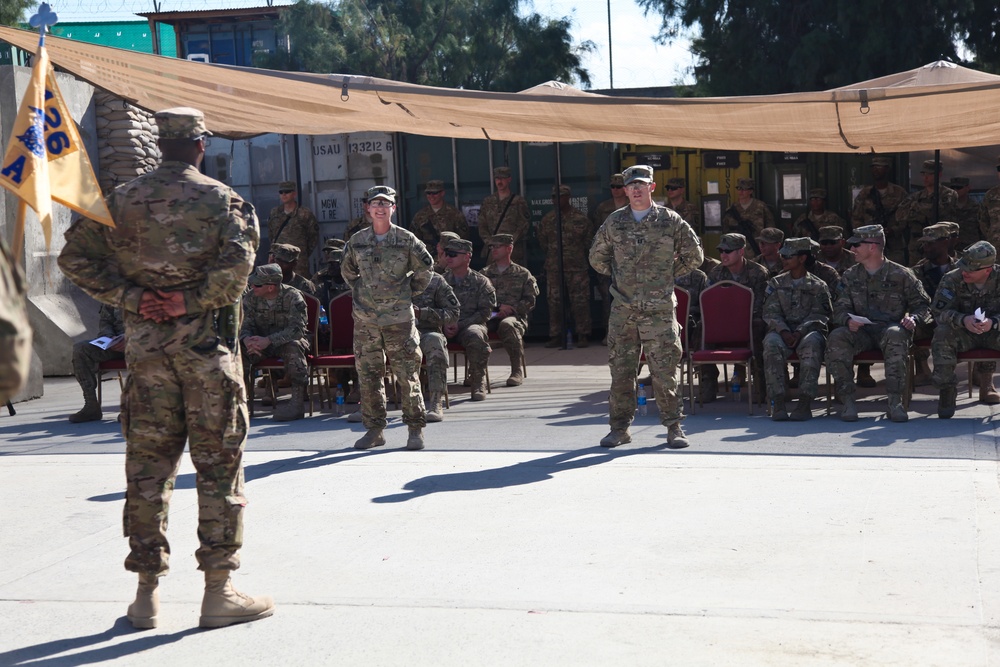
left=0, top=45, right=114, bottom=251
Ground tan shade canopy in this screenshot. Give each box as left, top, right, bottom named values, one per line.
left=3, top=26, right=1000, bottom=152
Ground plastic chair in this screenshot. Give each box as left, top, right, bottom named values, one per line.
left=689, top=280, right=755, bottom=415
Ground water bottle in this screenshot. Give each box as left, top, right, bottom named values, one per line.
left=565, top=330, right=574, bottom=349
left=637, top=384, right=648, bottom=416
left=731, top=370, right=742, bottom=402
left=335, top=384, right=345, bottom=415
left=319, top=306, right=329, bottom=326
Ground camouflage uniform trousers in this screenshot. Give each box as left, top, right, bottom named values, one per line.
left=354, top=320, right=426, bottom=429
left=120, top=344, right=248, bottom=576
left=547, top=270, right=592, bottom=337
left=827, top=324, right=912, bottom=398
left=72, top=340, right=125, bottom=391
left=607, top=305, right=683, bottom=429
left=241, top=340, right=310, bottom=387
left=762, top=331, right=825, bottom=400
left=418, top=331, right=449, bottom=400
left=931, top=327, right=1000, bottom=388
left=487, top=316, right=526, bottom=366
left=449, top=324, right=492, bottom=387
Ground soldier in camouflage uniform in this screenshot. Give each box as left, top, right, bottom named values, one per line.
left=538, top=184, right=594, bottom=347
left=343, top=194, right=372, bottom=240
left=482, top=233, right=538, bottom=387
left=590, top=165, right=704, bottom=449
left=58, top=107, right=272, bottom=629
left=311, top=239, right=350, bottom=309
left=413, top=272, right=460, bottom=421
left=342, top=185, right=434, bottom=451
left=68, top=303, right=125, bottom=422
left=793, top=188, right=847, bottom=240
left=827, top=224, right=931, bottom=423
left=434, top=231, right=461, bottom=273
left=665, top=177, right=699, bottom=228
left=932, top=241, right=1000, bottom=418
left=592, top=173, right=629, bottom=344
left=948, top=177, right=981, bottom=250
left=410, top=179, right=469, bottom=250
left=806, top=239, right=841, bottom=292
left=269, top=242, right=317, bottom=297
left=909, top=223, right=957, bottom=388
left=851, top=156, right=909, bottom=265
left=267, top=180, right=318, bottom=276
left=979, top=156, right=1000, bottom=249
left=443, top=238, right=497, bottom=401
left=895, top=159, right=958, bottom=266
left=478, top=167, right=530, bottom=266
left=240, top=264, right=310, bottom=421
left=762, top=238, right=832, bottom=421
left=753, top=227, right=785, bottom=277
left=816, top=226, right=857, bottom=273
left=722, top=178, right=775, bottom=259
left=0, top=237, right=31, bottom=405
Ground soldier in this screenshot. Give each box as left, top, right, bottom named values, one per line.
left=754, top=227, right=785, bottom=277
left=58, top=107, right=272, bottom=629
left=933, top=241, right=1000, bottom=418
left=412, top=272, right=460, bottom=421
left=703, top=233, right=770, bottom=402
left=68, top=303, right=125, bottom=422
left=240, top=264, right=310, bottom=422
left=806, top=238, right=841, bottom=292
left=792, top=188, right=847, bottom=240
left=478, top=167, right=530, bottom=266
left=826, top=224, right=931, bottom=422
left=895, top=159, right=958, bottom=266
left=949, top=177, right=980, bottom=250
left=851, top=156, right=908, bottom=265
left=941, top=221, right=963, bottom=257
left=816, top=226, right=857, bottom=273
left=0, top=237, right=30, bottom=404
left=592, top=173, right=629, bottom=344
left=342, top=185, right=434, bottom=450
left=343, top=193, right=372, bottom=240
left=722, top=177, right=775, bottom=258
left=410, top=179, right=469, bottom=250
left=311, top=239, right=350, bottom=308
left=665, top=177, right=699, bottom=227
left=442, top=238, right=496, bottom=401
left=269, top=242, right=317, bottom=297
left=267, top=180, right=318, bottom=276
left=434, top=231, right=461, bottom=273
left=590, top=164, right=703, bottom=449
left=909, top=223, right=956, bottom=387
left=482, top=233, right=538, bottom=387
left=979, top=156, right=1000, bottom=249
left=538, top=184, right=593, bottom=347
left=762, top=238, right=832, bottom=421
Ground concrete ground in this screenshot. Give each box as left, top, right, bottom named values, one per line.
left=2, top=344, right=1000, bottom=666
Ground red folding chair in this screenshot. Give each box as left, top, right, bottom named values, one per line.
left=690, top=280, right=755, bottom=415
left=310, top=293, right=356, bottom=408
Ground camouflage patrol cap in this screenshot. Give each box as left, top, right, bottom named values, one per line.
left=956, top=241, right=997, bottom=272
left=920, top=159, right=942, bottom=174
left=438, top=231, right=460, bottom=244
left=779, top=237, right=812, bottom=257
left=153, top=107, right=212, bottom=140
left=756, top=227, right=784, bottom=244
left=424, top=179, right=445, bottom=193
left=270, top=242, right=300, bottom=262
left=667, top=177, right=685, bottom=188
left=623, top=165, right=654, bottom=185
left=808, top=188, right=827, bottom=199
left=552, top=184, right=572, bottom=196
left=367, top=185, right=396, bottom=203
left=949, top=176, right=970, bottom=189
left=736, top=178, right=754, bottom=190
left=249, top=263, right=283, bottom=286
left=493, top=166, right=512, bottom=178
left=278, top=181, right=296, bottom=192
left=323, top=238, right=346, bottom=250
left=871, top=156, right=892, bottom=167
left=489, top=233, right=515, bottom=246
left=941, top=221, right=961, bottom=238
left=445, top=238, right=474, bottom=254
left=717, top=233, right=747, bottom=252
left=846, top=224, right=885, bottom=246
left=609, top=173, right=625, bottom=187
left=818, top=226, right=844, bottom=241
left=918, top=223, right=950, bottom=243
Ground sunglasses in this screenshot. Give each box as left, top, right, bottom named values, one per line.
left=717, top=248, right=738, bottom=254
left=278, top=189, right=293, bottom=194
left=848, top=241, right=880, bottom=249
left=444, top=250, right=464, bottom=258
left=819, top=239, right=840, bottom=245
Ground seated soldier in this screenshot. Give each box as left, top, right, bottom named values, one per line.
left=270, top=242, right=317, bottom=297
left=481, top=234, right=538, bottom=387
left=435, top=231, right=460, bottom=273
left=753, top=228, right=785, bottom=277
left=442, top=238, right=496, bottom=401
left=933, top=241, right=1000, bottom=418
left=240, top=264, right=310, bottom=421
left=68, top=303, right=125, bottom=422
left=761, top=238, right=832, bottom=421
left=413, top=272, right=460, bottom=421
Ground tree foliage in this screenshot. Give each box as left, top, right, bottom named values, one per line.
left=258, top=0, right=594, bottom=92
left=0, top=0, right=37, bottom=26
left=635, top=0, right=999, bottom=95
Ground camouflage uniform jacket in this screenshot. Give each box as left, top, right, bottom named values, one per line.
left=285, top=272, right=317, bottom=297
left=832, top=260, right=931, bottom=328
left=722, top=199, right=775, bottom=238
left=240, top=284, right=308, bottom=348
left=910, top=257, right=956, bottom=300
left=809, top=262, right=841, bottom=292
left=593, top=198, right=627, bottom=227
left=98, top=303, right=126, bottom=338
left=342, top=224, right=434, bottom=327
left=896, top=186, right=958, bottom=260
left=344, top=214, right=373, bottom=240
left=411, top=203, right=469, bottom=249
left=707, top=260, right=770, bottom=320
left=444, top=269, right=497, bottom=331
left=668, top=198, right=699, bottom=227
left=590, top=204, right=703, bottom=314
left=413, top=272, right=460, bottom=334
left=932, top=266, right=1000, bottom=329
left=481, top=262, right=538, bottom=324
left=978, top=185, right=1000, bottom=248
left=538, top=207, right=593, bottom=273
left=952, top=198, right=980, bottom=250
left=792, top=210, right=847, bottom=240
left=850, top=183, right=908, bottom=230
left=478, top=192, right=529, bottom=247
left=58, top=161, right=258, bottom=362
left=311, top=265, right=350, bottom=307
left=267, top=205, right=318, bottom=261
left=763, top=272, right=832, bottom=336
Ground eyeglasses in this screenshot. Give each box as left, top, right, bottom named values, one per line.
left=278, top=189, right=293, bottom=195
left=624, top=182, right=650, bottom=190
left=819, top=239, right=840, bottom=245
left=369, top=200, right=393, bottom=208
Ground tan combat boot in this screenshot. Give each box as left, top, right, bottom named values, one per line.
left=406, top=426, right=425, bottom=450
left=68, top=388, right=102, bottom=423
left=979, top=372, right=1000, bottom=405
left=666, top=423, right=689, bottom=449
left=126, top=572, right=159, bottom=629
left=425, top=394, right=445, bottom=422
left=273, top=385, right=306, bottom=421
left=199, top=570, right=274, bottom=629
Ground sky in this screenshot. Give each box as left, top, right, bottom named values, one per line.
left=41, top=0, right=696, bottom=90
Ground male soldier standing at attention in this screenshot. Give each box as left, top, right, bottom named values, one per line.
left=896, top=159, right=958, bottom=266
left=67, top=303, right=125, bottom=423
left=478, top=167, right=530, bottom=265
left=592, top=173, right=629, bottom=342
left=58, top=107, right=273, bottom=629
left=342, top=185, right=434, bottom=450
left=538, top=184, right=594, bottom=347
left=267, top=180, right=318, bottom=276
left=762, top=238, right=832, bottom=421
left=411, top=179, right=469, bottom=250
left=482, top=234, right=538, bottom=387
left=722, top=178, right=775, bottom=258
left=793, top=189, right=846, bottom=240
left=932, top=241, right=1000, bottom=418
left=826, top=224, right=931, bottom=423
left=979, top=157, right=1000, bottom=249
left=590, top=165, right=703, bottom=449
left=412, top=271, right=460, bottom=421
left=851, top=156, right=908, bottom=264
left=442, top=238, right=497, bottom=401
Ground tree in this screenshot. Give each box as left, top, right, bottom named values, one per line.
left=0, top=0, right=36, bottom=27
left=634, top=0, right=996, bottom=95
left=258, top=0, right=594, bottom=92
